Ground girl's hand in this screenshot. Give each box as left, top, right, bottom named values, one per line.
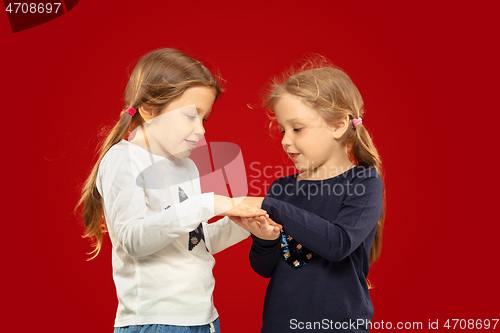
left=214, top=195, right=267, bottom=218
left=230, top=215, right=282, bottom=240
left=242, top=196, right=265, bottom=209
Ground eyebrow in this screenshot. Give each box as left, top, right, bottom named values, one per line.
left=282, top=117, right=305, bottom=124
left=196, top=107, right=211, bottom=118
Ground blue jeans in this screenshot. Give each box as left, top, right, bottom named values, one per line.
left=113, top=318, right=220, bottom=333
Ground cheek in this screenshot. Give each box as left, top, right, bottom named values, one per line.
left=163, top=118, right=194, bottom=140
left=301, top=132, right=328, bottom=158
left=298, top=133, right=317, bottom=152
left=181, top=122, right=197, bottom=138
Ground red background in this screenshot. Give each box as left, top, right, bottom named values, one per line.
left=2, top=1, right=499, bottom=332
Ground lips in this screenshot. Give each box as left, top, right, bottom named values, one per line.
left=185, top=140, right=197, bottom=150
left=288, top=153, right=300, bottom=162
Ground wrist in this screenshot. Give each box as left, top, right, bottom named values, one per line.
left=214, top=195, right=229, bottom=216
left=252, top=233, right=281, bottom=244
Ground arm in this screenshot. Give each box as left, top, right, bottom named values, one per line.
left=204, top=216, right=250, bottom=255
left=249, top=234, right=281, bottom=278
left=248, top=181, right=283, bottom=278
left=97, top=149, right=215, bottom=257
left=262, top=177, right=383, bottom=262
left=98, top=149, right=264, bottom=258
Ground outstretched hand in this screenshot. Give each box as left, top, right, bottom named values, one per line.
left=230, top=215, right=282, bottom=240
left=242, top=196, right=265, bottom=209
left=214, top=195, right=267, bottom=218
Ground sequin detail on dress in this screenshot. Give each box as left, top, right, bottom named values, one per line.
left=281, top=231, right=314, bottom=268
left=179, top=186, right=208, bottom=252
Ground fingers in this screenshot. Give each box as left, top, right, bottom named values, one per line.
left=247, top=216, right=259, bottom=228
left=244, top=208, right=267, bottom=218
left=231, top=197, right=268, bottom=217
left=259, top=217, right=268, bottom=232
left=230, top=216, right=259, bottom=234
left=232, top=213, right=282, bottom=240
left=256, top=216, right=281, bottom=233
left=229, top=206, right=265, bottom=218
left=257, top=216, right=283, bottom=231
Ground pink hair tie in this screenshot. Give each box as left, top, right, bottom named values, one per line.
left=125, top=107, right=136, bottom=116
left=352, top=117, right=363, bottom=127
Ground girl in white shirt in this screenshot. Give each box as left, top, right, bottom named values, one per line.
left=75, top=48, right=273, bottom=333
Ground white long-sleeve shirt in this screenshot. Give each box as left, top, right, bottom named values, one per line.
left=96, top=140, right=250, bottom=327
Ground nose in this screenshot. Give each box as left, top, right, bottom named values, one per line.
left=281, top=132, right=292, bottom=150
left=193, top=119, right=205, bottom=137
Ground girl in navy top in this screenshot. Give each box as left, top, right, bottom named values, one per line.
left=236, top=59, right=386, bottom=332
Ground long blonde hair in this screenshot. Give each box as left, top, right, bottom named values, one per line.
left=75, top=48, right=222, bottom=259
left=265, top=57, right=386, bottom=264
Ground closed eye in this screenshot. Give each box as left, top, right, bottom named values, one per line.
left=280, top=128, right=302, bottom=134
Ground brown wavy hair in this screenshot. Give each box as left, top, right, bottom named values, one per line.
left=75, top=48, right=222, bottom=259
left=264, top=56, right=386, bottom=264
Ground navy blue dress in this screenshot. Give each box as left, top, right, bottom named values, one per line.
left=250, top=166, right=384, bottom=332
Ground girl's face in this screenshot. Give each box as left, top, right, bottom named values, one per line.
left=148, top=86, right=216, bottom=160
left=273, top=93, right=347, bottom=178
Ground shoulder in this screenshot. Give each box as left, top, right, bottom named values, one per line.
left=98, top=140, right=149, bottom=176
left=345, top=166, right=383, bottom=196
left=266, top=174, right=297, bottom=194
left=348, top=166, right=380, bottom=178
left=100, top=141, right=132, bottom=166
left=349, top=166, right=382, bottom=183
left=96, top=141, right=139, bottom=194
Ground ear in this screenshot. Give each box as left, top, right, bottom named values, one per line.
left=138, top=104, right=155, bottom=122
left=332, top=115, right=350, bottom=139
